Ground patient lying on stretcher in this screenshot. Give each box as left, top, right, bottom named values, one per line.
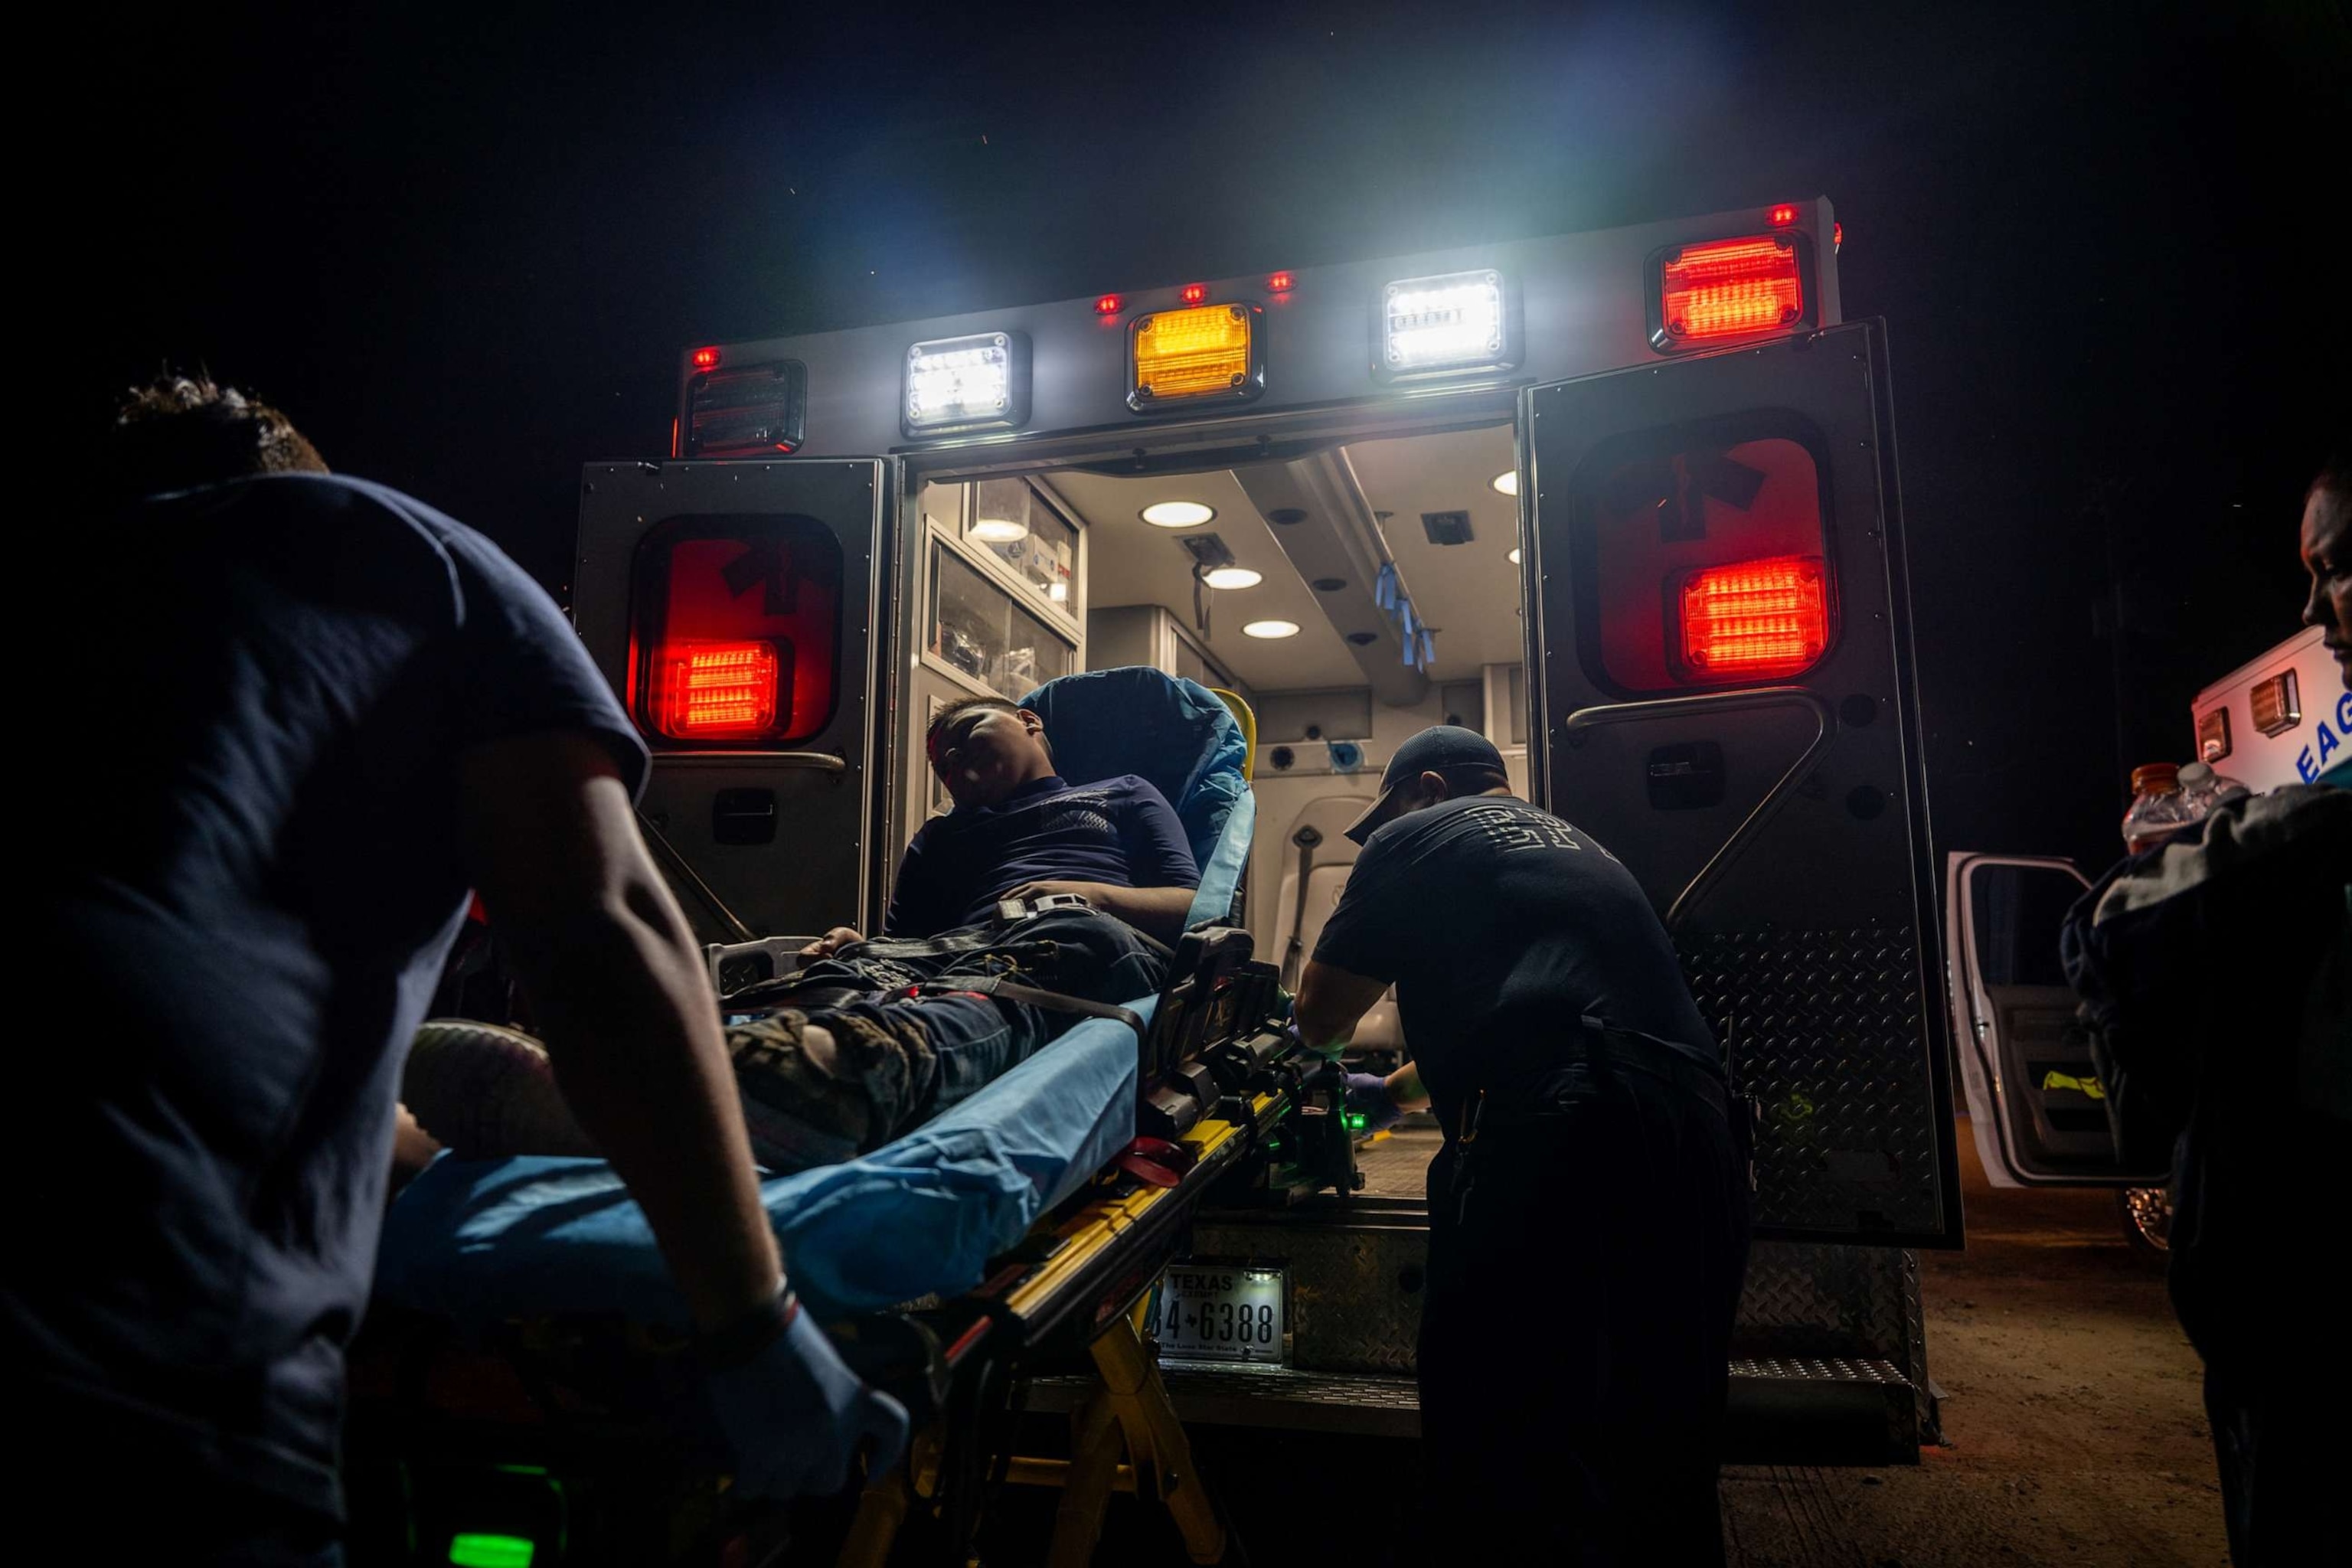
left=403, top=695, right=1200, bottom=1174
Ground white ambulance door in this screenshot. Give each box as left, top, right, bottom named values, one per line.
left=571, top=459, right=890, bottom=959
left=1523, top=319, right=1962, bottom=1246
left=1943, top=852, right=2168, bottom=1187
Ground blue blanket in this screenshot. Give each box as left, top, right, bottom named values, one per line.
left=375, top=1001, right=1148, bottom=1328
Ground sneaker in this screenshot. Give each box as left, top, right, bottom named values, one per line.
left=403, top=1019, right=600, bottom=1158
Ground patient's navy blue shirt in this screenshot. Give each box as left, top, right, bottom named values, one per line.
left=884, top=774, right=1199, bottom=936
left=1312, top=794, right=1713, bottom=1132
left=15, top=474, right=648, bottom=1521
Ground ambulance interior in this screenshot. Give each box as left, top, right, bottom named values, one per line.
left=911, top=421, right=1530, bottom=1197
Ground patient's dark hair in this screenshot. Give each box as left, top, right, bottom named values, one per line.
left=926, top=695, right=1054, bottom=763
left=104, top=373, right=328, bottom=506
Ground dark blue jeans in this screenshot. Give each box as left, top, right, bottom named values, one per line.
left=725, top=907, right=1168, bottom=1172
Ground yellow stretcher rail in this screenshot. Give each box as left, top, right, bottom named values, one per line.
left=839, top=1114, right=1247, bottom=1566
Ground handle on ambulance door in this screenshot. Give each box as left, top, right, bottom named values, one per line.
left=652, top=750, right=850, bottom=774
left=1557, top=687, right=1833, bottom=932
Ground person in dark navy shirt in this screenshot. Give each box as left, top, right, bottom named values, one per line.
left=1295, top=725, right=1750, bottom=1567
left=420, top=695, right=1203, bottom=1176
left=14, top=377, right=902, bottom=1562
left=877, top=700, right=1200, bottom=939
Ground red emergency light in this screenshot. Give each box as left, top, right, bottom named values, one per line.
left=1677, top=556, right=1828, bottom=676
left=659, top=640, right=780, bottom=737
left=1658, top=236, right=1805, bottom=343
left=1180, top=283, right=1208, bottom=305
left=1267, top=271, right=1295, bottom=292
left=1095, top=294, right=1124, bottom=315
left=691, top=345, right=723, bottom=371
left=1766, top=203, right=1800, bottom=228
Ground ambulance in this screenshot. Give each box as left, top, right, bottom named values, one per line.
left=1945, top=622, right=2347, bottom=1254
left=573, top=198, right=1958, bottom=1459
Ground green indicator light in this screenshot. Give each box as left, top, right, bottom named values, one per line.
left=1345, top=1113, right=1367, bottom=1131
left=449, top=1534, right=536, bottom=1568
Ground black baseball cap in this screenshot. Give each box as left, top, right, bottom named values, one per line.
left=1343, top=725, right=1508, bottom=844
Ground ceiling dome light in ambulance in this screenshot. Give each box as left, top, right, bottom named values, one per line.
left=1243, top=619, right=1300, bottom=639
left=1142, top=501, right=1217, bottom=528
left=1377, top=268, right=1521, bottom=381
left=903, top=331, right=1032, bottom=437
left=1491, top=469, right=1518, bottom=498
left=969, top=516, right=1028, bottom=544
left=1203, top=566, right=1263, bottom=590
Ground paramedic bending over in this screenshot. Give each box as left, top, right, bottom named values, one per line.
left=1293, top=725, right=1752, bottom=1566
left=11, top=377, right=903, bottom=1564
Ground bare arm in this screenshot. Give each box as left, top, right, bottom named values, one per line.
left=1003, top=879, right=1197, bottom=943
left=1294, top=957, right=1393, bottom=1057
left=1383, top=1060, right=1430, bottom=1113
left=457, top=731, right=780, bottom=1335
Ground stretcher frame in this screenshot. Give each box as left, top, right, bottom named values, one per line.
left=352, top=934, right=1333, bottom=1567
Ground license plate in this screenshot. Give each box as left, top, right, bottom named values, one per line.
left=1147, top=1262, right=1286, bottom=1366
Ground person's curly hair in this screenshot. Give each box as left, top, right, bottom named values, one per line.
left=106, top=372, right=328, bottom=504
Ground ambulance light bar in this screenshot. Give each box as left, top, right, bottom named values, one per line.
left=1652, top=235, right=1806, bottom=349
left=1377, top=268, right=1517, bottom=380
left=685, top=360, right=807, bottom=456
left=2250, top=670, right=2300, bottom=737
left=2197, top=707, right=2231, bottom=763
left=658, top=640, right=783, bottom=739
left=903, top=330, right=1031, bottom=437
left=1129, top=302, right=1266, bottom=411
left=1677, top=555, right=1828, bottom=677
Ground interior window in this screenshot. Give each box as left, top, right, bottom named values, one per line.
left=1569, top=418, right=1834, bottom=694
left=1968, top=864, right=2082, bottom=989
left=629, top=514, right=844, bottom=746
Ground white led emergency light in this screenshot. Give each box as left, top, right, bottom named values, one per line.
left=903, top=330, right=1031, bottom=437
left=1377, top=268, right=1518, bottom=381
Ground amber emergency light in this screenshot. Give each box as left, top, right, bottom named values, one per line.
left=658, top=641, right=782, bottom=739
left=1677, top=556, right=1828, bottom=677
left=1129, top=302, right=1263, bottom=411
left=1655, top=235, right=1805, bottom=348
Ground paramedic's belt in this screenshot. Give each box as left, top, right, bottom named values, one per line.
left=1459, top=1014, right=1730, bottom=1144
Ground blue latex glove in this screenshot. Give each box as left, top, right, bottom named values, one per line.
left=1344, top=1072, right=1406, bottom=1135
left=707, top=1306, right=911, bottom=1501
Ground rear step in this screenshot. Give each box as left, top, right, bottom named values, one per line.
left=1027, top=1356, right=1920, bottom=1458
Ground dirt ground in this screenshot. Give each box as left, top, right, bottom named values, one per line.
left=1718, top=1119, right=2227, bottom=1566
left=1010, top=1118, right=2229, bottom=1566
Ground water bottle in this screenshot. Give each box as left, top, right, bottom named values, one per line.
left=2175, top=760, right=2250, bottom=819
left=2120, top=763, right=2197, bottom=855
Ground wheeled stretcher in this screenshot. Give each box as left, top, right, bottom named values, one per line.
left=351, top=671, right=1354, bottom=1566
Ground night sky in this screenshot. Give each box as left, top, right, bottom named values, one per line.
left=84, top=1, right=2346, bottom=874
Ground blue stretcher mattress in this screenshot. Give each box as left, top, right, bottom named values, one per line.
left=374, top=998, right=1149, bottom=1328
left=376, top=665, right=1253, bottom=1360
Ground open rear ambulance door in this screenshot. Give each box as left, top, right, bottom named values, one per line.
left=1524, top=320, right=1962, bottom=1248
left=1945, top=853, right=2167, bottom=1187
left=571, top=459, right=890, bottom=979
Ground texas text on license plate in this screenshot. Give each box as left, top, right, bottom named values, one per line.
left=1147, top=1262, right=1286, bottom=1366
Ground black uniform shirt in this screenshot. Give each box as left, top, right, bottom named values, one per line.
left=1312, top=793, right=1713, bottom=1132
